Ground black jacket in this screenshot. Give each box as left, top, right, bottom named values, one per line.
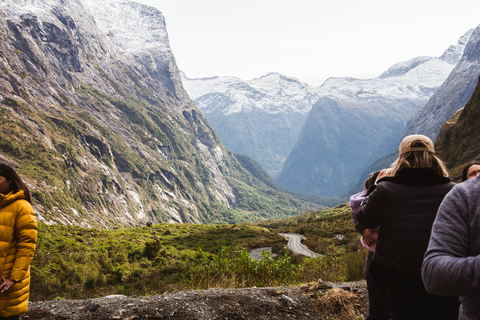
left=358, top=168, right=454, bottom=276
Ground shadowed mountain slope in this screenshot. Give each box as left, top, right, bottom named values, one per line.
left=0, top=0, right=328, bottom=227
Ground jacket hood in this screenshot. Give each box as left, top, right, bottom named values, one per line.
left=0, top=190, right=26, bottom=208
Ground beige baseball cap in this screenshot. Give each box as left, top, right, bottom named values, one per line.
left=399, top=134, right=435, bottom=155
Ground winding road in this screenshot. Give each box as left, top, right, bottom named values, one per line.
left=279, top=233, right=321, bottom=258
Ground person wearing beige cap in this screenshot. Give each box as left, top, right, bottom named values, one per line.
left=358, top=134, right=459, bottom=319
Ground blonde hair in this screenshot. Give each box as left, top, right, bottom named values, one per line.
left=390, top=140, right=449, bottom=177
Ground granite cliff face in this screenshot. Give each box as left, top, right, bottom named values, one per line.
left=435, top=74, right=480, bottom=178
left=0, top=0, right=321, bottom=227
left=405, top=25, right=480, bottom=140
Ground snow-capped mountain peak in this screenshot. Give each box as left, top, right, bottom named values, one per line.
left=439, top=28, right=474, bottom=64
left=378, top=56, right=433, bottom=79
left=182, top=30, right=470, bottom=186
left=81, top=0, right=171, bottom=56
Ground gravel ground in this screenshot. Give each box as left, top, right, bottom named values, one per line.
left=22, top=281, right=369, bottom=320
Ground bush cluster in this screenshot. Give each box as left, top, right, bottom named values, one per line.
left=29, top=204, right=367, bottom=302
left=182, top=245, right=366, bottom=290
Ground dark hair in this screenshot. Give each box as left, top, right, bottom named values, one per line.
left=0, top=162, right=31, bottom=203
left=462, top=161, right=480, bottom=181
left=365, top=171, right=380, bottom=190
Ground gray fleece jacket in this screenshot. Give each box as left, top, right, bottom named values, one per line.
left=422, top=176, right=480, bottom=320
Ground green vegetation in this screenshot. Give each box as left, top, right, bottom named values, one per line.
left=259, top=203, right=359, bottom=254
left=434, top=76, right=480, bottom=182
left=0, top=78, right=334, bottom=227
left=30, top=203, right=367, bottom=301
left=0, top=36, right=341, bottom=228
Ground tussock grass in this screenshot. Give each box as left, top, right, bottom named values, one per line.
left=30, top=203, right=367, bottom=301
left=313, top=288, right=362, bottom=319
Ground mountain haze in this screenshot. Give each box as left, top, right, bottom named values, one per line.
left=276, top=31, right=471, bottom=197
left=0, top=0, right=325, bottom=228
left=183, top=31, right=470, bottom=198
left=182, top=72, right=321, bottom=177
left=405, top=25, right=480, bottom=140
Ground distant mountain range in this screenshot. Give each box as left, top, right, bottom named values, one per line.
left=183, top=30, right=472, bottom=197
left=182, top=72, right=321, bottom=177
left=346, top=23, right=480, bottom=195
left=405, top=25, right=480, bottom=140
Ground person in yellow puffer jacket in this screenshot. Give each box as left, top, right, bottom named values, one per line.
left=0, top=162, right=37, bottom=320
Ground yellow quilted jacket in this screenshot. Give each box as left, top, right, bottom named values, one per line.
left=0, top=190, right=37, bottom=317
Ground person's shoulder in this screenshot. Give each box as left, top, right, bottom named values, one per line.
left=445, top=180, right=456, bottom=189
left=446, top=177, right=480, bottom=200
left=374, top=178, right=397, bottom=190
left=14, top=199, right=34, bottom=212
left=457, top=176, right=480, bottom=189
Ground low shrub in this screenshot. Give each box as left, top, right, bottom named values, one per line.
left=29, top=204, right=367, bottom=301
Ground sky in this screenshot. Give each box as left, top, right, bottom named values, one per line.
left=134, top=0, right=480, bottom=86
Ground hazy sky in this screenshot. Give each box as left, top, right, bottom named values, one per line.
left=134, top=0, right=480, bottom=86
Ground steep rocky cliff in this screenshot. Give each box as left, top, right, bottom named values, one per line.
left=0, top=0, right=323, bottom=228
left=405, top=24, right=480, bottom=140
left=435, top=75, right=480, bottom=179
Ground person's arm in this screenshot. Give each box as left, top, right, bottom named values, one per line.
left=357, top=184, right=383, bottom=229
left=362, top=228, right=378, bottom=247
left=350, top=191, right=366, bottom=235
left=351, top=192, right=378, bottom=247
left=422, top=185, right=480, bottom=296
left=9, top=201, right=37, bottom=284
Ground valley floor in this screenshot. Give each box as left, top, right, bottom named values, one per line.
left=24, top=281, right=368, bottom=320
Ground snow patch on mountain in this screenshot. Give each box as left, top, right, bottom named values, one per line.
left=320, top=57, right=454, bottom=105
left=184, top=51, right=460, bottom=120
left=182, top=28, right=470, bottom=191
left=81, top=0, right=171, bottom=56
left=1, top=0, right=57, bottom=20
left=183, top=72, right=321, bottom=116
left=378, top=56, right=433, bottom=79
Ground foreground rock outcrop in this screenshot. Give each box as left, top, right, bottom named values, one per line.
left=25, top=281, right=369, bottom=320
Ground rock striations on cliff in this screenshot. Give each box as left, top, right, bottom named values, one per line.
left=435, top=72, right=480, bottom=177
left=0, top=0, right=322, bottom=228
left=405, top=24, right=480, bottom=141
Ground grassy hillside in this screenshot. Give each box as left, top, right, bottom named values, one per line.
left=259, top=203, right=359, bottom=254
left=30, top=203, right=364, bottom=301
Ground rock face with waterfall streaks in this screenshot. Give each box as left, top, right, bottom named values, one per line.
left=0, top=0, right=321, bottom=227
